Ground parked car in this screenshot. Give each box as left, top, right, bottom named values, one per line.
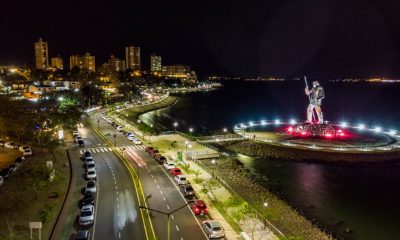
left=84, top=180, right=97, bottom=193
left=86, top=168, right=97, bottom=180
left=0, top=167, right=13, bottom=179
left=145, top=146, right=154, bottom=153
left=180, top=184, right=195, bottom=197
left=74, top=230, right=91, bottom=240
left=170, top=167, right=182, bottom=176
left=202, top=220, right=225, bottom=239
left=155, top=156, right=166, bottom=164
left=14, top=156, right=25, bottom=165
left=79, top=204, right=95, bottom=226
left=150, top=149, right=160, bottom=157
left=124, top=132, right=134, bottom=137
left=4, top=142, right=18, bottom=149
left=132, top=139, right=142, bottom=145
left=83, top=151, right=92, bottom=159
left=81, top=192, right=95, bottom=206
left=191, top=200, right=209, bottom=215
left=116, top=125, right=124, bottom=132
left=127, top=135, right=135, bottom=141
left=0, top=139, right=5, bottom=147
left=72, top=131, right=80, bottom=137
left=19, top=146, right=33, bottom=156
left=163, top=162, right=175, bottom=170
left=75, top=136, right=83, bottom=142
left=77, top=139, right=85, bottom=147
left=84, top=160, right=95, bottom=169
left=175, top=175, right=189, bottom=185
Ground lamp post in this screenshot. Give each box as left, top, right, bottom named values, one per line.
left=189, top=127, right=193, bottom=134
left=139, top=201, right=194, bottom=240
left=122, top=147, right=126, bottom=157
left=173, top=122, right=178, bottom=133
left=97, top=119, right=100, bottom=129
left=113, top=134, right=117, bottom=147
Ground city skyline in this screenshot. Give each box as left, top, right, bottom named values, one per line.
left=3, top=0, right=400, bottom=78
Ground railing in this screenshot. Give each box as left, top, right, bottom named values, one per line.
left=193, top=159, right=286, bottom=238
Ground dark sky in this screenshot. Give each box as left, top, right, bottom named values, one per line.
left=1, top=0, right=400, bottom=78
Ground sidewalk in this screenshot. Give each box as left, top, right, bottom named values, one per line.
left=110, top=112, right=280, bottom=240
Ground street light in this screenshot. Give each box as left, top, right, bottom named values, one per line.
left=97, top=119, right=100, bottom=129
left=122, top=147, right=126, bottom=157
left=139, top=201, right=194, bottom=240
left=223, top=128, right=227, bottom=133
left=173, top=122, right=178, bottom=133
left=189, top=127, right=193, bottom=133
left=137, top=119, right=141, bottom=124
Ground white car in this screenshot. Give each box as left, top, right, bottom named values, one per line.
left=4, top=142, right=18, bottom=149
left=175, top=175, right=189, bottom=185
left=202, top=220, right=225, bottom=239
left=79, top=204, right=95, bottom=226
left=85, top=160, right=95, bottom=169
left=75, top=136, right=83, bottom=142
left=132, top=139, right=142, bottom=145
left=72, top=131, right=79, bottom=137
left=19, top=146, right=33, bottom=156
left=84, top=180, right=97, bottom=193
left=163, top=162, right=175, bottom=170
left=116, top=126, right=124, bottom=132
left=86, top=168, right=97, bottom=180
left=127, top=135, right=135, bottom=141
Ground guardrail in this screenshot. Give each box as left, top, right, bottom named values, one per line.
left=193, top=159, right=286, bottom=238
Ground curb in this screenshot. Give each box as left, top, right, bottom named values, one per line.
left=49, top=149, right=73, bottom=240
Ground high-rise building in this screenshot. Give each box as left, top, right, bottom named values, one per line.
left=69, top=53, right=95, bottom=72
left=125, top=45, right=141, bottom=71
left=108, top=55, right=125, bottom=72
left=34, top=38, right=49, bottom=70
left=150, top=54, right=162, bottom=72
left=161, top=65, right=191, bottom=78
left=51, top=55, right=63, bottom=70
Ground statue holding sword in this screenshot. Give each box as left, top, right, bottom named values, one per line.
left=304, top=77, right=325, bottom=124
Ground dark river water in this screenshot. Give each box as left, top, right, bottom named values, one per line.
left=140, top=80, right=400, bottom=240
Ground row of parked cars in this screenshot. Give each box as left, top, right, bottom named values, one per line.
left=144, top=146, right=225, bottom=239
left=0, top=141, right=33, bottom=187
left=73, top=129, right=95, bottom=240
left=73, top=131, right=85, bottom=147
left=102, top=113, right=142, bottom=145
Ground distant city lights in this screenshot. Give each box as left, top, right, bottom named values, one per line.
left=340, top=122, right=348, bottom=128
left=374, top=126, right=382, bottom=132
left=289, top=119, right=297, bottom=125
left=275, top=119, right=281, bottom=124
left=260, top=120, right=267, bottom=125
left=358, top=124, right=365, bottom=130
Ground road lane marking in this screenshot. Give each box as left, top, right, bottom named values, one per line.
left=153, top=179, right=157, bottom=183
left=151, top=174, right=154, bottom=178
left=117, top=204, right=119, bottom=209
left=176, top=225, right=180, bottom=231
left=163, top=197, right=166, bottom=201
left=166, top=205, right=170, bottom=210
left=160, top=191, right=163, bottom=195
left=119, top=232, right=121, bottom=239
left=171, top=215, right=174, bottom=220
left=157, top=185, right=160, bottom=189
left=181, top=237, right=184, bottom=240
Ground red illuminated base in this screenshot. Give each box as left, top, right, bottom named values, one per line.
left=286, top=122, right=346, bottom=139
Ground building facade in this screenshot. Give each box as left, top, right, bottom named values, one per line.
left=125, top=45, right=141, bottom=71
left=70, top=53, right=95, bottom=72
left=51, top=56, right=63, bottom=70
left=108, top=55, right=125, bottom=72
left=161, top=65, right=191, bottom=78
left=150, top=54, right=162, bottom=72
left=34, top=38, right=49, bottom=70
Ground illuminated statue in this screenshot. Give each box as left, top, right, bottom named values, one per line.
left=305, top=81, right=325, bottom=123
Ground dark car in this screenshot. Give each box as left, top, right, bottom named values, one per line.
left=77, top=139, right=85, bottom=147
left=81, top=192, right=95, bottom=206
left=155, top=156, right=166, bottom=164
left=145, top=146, right=154, bottom=153
left=84, top=151, right=92, bottom=158
left=0, top=167, right=14, bottom=179
left=14, top=156, right=25, bottom=164
left=180, top=184, right=195, bottom=197
left=150, top=149, right=159, bottom=157
left=74, top=230, right=91, bottom=240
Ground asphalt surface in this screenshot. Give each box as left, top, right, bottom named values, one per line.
left=67, top=117, right=146, bottom=240
left=90, top=111, right=209, bottom=240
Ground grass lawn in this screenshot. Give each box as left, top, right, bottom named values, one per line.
left=0, top=148, right=70, bottom=240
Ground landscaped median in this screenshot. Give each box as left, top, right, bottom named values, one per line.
left=0, top=148, right=70, bottom=240
left=86, top=117, right=157, bottom=240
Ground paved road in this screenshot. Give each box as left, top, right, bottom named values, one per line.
left=91, top=111, right=209, bottom=240
left=55, top=117, right=146, bottom=240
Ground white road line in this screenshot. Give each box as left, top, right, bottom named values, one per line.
left=115, top=186, right=118, bottom=190
left=103, top=147, right=108, bottom=152
left=151, top=174, right=154, bottom=178
left=171, top=214, right=174, bottom=220
left=160, top=190, right=163, bottom=195
left=108, top=147, right=112, bottom=151
left=147, top=169, right=151, bottom=173
left=153, top=179, right=157, bottom=183
left=181, top=237, right=184, bottom=240
left=117, top=204, right=119, bottom=209
left=176, top=225, right=180, bottom=231
left=117, top=197, right=119, bottom=202
left=119, top=232, right=121, bottom=239
left=99, top=148, right=104, bottom=152
left=157, top=185, right=160, bottom=189
left=166, top=205, right=170, bottom=210
left=117, top=212, right=119, bottom=217
left=163, top=197, right=166, bottom=201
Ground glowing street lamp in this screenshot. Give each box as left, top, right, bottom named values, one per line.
left=223, top=128, right=227, bottom=133
left=374, top=126, right=382, bottom=132
left=173, top=122, right=178, bottom=132
left=57, top=96, right=64, bottom=101
left=289, top=119, right=297, bottom=125
left=340, top=122, right=348, bottom=128
left=189, top=127, right=193, bottom=133
left=275, top=119, right=281, bottom=125
left=389, top=130, right=397, bottom=135
left=261, top=120, right=267, bottom=125
left=358, top=124, right=365, bottom=130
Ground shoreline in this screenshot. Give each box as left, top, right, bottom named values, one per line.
left=220, top=140, right=400, bottom=164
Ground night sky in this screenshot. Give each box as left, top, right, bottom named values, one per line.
left=1, top=0, right=400, bottom=78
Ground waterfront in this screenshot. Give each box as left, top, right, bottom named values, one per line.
left=140, top=80, right=400, bottom=240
